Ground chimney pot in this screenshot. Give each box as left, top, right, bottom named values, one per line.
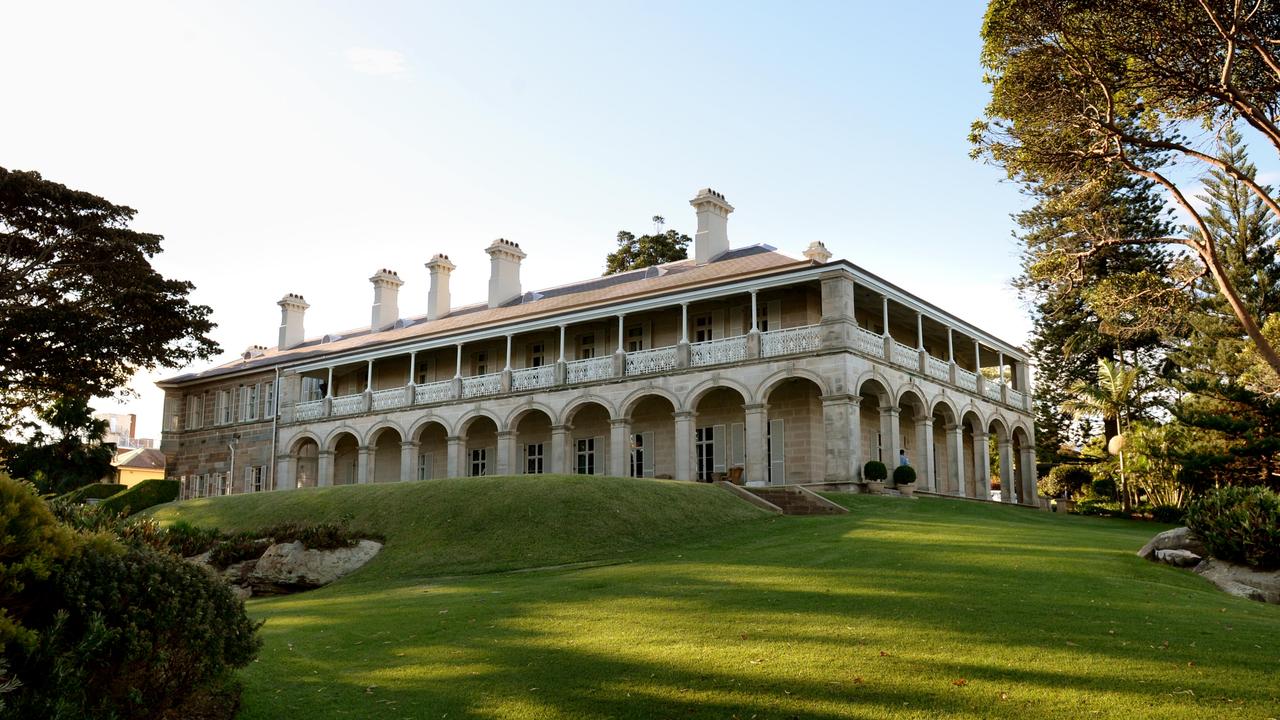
left=485, top=238, right=527, bottom=308
left=690, top=187, right=734, bottom=264
left=803, top=241, right=832, bottom=264
left=369, top=269, right=404, bottom=331
left=425, top=254, right=456, bottom=321
left=277, top=294, right=309, bottom=350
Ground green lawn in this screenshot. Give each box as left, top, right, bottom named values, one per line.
left=153, top=478, right=1280, bottom=719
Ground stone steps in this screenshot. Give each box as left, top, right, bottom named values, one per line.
left=743, top=486, right=847, bottom=515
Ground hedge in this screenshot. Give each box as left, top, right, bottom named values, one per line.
left=97, top=479, right=180, bottom=516
left=57, top=482, right=126, bottom=505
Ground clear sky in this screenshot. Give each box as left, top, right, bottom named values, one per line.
left=1, top=1, right=1032, bottom=438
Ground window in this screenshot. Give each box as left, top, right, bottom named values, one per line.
left=694, top=314, right=714, bottom=343
left=695, top=427, right=716, bottom=481
left=629, top=432, right=654, bottom=478
left=474, top=351, right=488, bottom=376
left=239, top=384, right=259, bottom=422
left=164, top=396, right=181, bottom=431
left=302, top=377, right=324, bottom=402
left=626, top=325, right=645, bottom=352
left=575, top=437, right=596, bottom=475
left=526, top=443, right=544, bottom=474
left=756, top=306, right=770, bottom=332
left=529, top=342, right=545, bottom=368
left=767, top=419, right=786, bottom=484
left=876, top=432, right=883, bottom=463
left=417, top=452, right=433, bottom=480
left=578, top=334, right=595, bottom=360
left=264, top=381, right=276, bottom=418
left=215, top=390, right=232, bottom=425
left=470, top=448, right=488, bottom=477
left=196, top=474, right=208, bottom=498
left=414, top=357, right=432, bottom=385
left=186, top=395, right=203, bottom=430
left=245, top=465, right=267, bottom=493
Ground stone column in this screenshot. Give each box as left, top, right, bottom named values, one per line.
left=946, top=424, right=965, bottom=497
left=609, top=418, right=630, bottom=477
left=820, top=395, right=856, bottom=485
left=357, top=446, right=372, bottom=484
left=549, top=424, right=569, bottom=474
left=998, top=437, right=1014, bottom=503
left=496, top=430, right=516, bottom=476
left=400, top=441, right=418, bottom=482
left=677, top=303, right=691, bottom=369
left=1019, top=445, right=1037, bottom=506
left=673, top=411, right=695, bottom=482
left=916, top=417, right=935, bottom=491
left=446, top=436, right=464, bottom=478
left=318, top=450, right=334, bottom=487
left=974, top=431, right=991, bottom=500
left=878, top=406, right=900, bottom=468
left=275, top=453, right=294, bottom=491
left=743, top=403, right=768, bottom=485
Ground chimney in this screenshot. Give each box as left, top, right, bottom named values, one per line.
left=690, top=188, right=734, bottom=264
left=485, top=238, right=526, bottom=308
left=425, top=254, right=455, bottom=320
left=369, top=269, right=403, bottom=330
left=277, top=293, right=309, bottom=350
left=803, top=241, right=832, bottom=264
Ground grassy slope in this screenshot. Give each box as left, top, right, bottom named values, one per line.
left=159, top=482, right=1280, bottom=719
left=147, top=475, right=769, bottom=582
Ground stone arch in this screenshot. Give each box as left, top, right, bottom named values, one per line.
left=456, top=408, right=502, bottom=437
left=854, top=371, right=893, bottom=404
left=894, top=386, right=930, bottom=478
left=289, top=433, right=321, bottom=489
left=930, top=396, right=960, bottom=426
left=364, top=420, right=406, bottom=447
left=505, top=401, right=558, bottom=432
left=928, top=398, right=960, bottom=495
left=683, top=377, right=755, bottom=413
left=331, top=431, right=361, bottom=485
left=288, top=431, right=323, bottom=455
left=619, top=385, right=682, bottom=419
left=369, top=425, right=404, bottom=483
left=412, top=419, right=450, bottom=480
left=461, top=412, right=500, bottom=477
left=691, top=384, right=749, bottom=482
left=563, top=399, right=612, bottom=475
left=756, top=368, right=832, bottom=405
left=857, top=375, right=894, bottom=467
left=510, top=405, right=555, bottom=474
left=960, top=409, right=987, bottom=500
left=987, top=416, right=1012, bottom=503
left=987, top=415, right=1010, bottom=442
left=1011, top=424, right=1035, bottom=506
left=407, top=415, right=452, bottom=442
left=560, top=394, right=619, bottom=425
left=760, top=375, right=826, bottom=485
left=323, top=426, right=363, bottom=452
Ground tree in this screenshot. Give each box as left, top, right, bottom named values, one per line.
left=1, top=396, right=114, bottom=495
left=1063, top=358, right=1155, bottom=511
left=603, top=229, right=690, bottom=275
left=973, top=0, right=1280, bottom=379
left=0, top=168, right=218, bottom=426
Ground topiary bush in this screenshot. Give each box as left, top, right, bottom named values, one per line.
left=56, top=482, right=126, bottom=505
left=863, top=461, right=887, bottom=482
left=1185, top=486, right=1280, bottom=570
left=1038, top=464, right=1092, bottom=498
left=892, top=464, right=916, bottom=485
left=97, top=478, right=180, bottom=516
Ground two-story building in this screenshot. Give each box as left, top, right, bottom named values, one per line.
left=159, top=188, right=1036, bottom=504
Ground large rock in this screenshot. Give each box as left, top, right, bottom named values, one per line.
left=1193, top=558, right=1280, bottom=604
left=1137, top=526, right=1208, bottom=560
left=1155, top=548, right=1202, bottom=567
left=248, top=540, right=382, bottom=594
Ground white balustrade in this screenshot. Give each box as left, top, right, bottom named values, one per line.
left=331, top=393, right=365, bottom=416
left=690, top=335, right=748, bottom=367
left=511, top=365, right=555, bottom=391
left=371, top=387, right=407, bottom=411
left=1008, top=388, right=1026, bottom=408
left=761, top=325, right=822, bottom=357
left=462, top=372, right=503, bottom=398
left=626, top=345, right=679, bottom=376
left=983, top=379, right=1003, bottom=401
left=925, top=355, right=950, bottom=382
left=955, top=368, right=978, bottom=392
left=414, top=379, right=455, bottom=404
left=854, top=326, right=884, bottom=357
left=565, top=356, right=614, bottom=383
left=295, top=400, right=325, bottom=421
left=891, top=340, right=918, bottom=368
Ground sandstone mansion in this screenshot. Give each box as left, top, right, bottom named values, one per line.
left=158, top=189, right=1037, bottom=505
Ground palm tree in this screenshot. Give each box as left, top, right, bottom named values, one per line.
left=1063, top=358, right=1142, bottom=511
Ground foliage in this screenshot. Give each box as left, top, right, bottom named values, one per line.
left=208, top=535, right=270, bottom=570
left=0, top=168, right=218, bottom=425
left=862, top=461, right=887, bottom=482
left=975, top=0, right=1280, bottom=379
left=163, top=520, right=226, bottom=558
left=891, top=464, right=916, bottom=485
left=0, top=477, right=75, bottom=652
left=1185, top=485, right=1280, bottom=570
left=97, top=478, right=180, bottom=516
left=0, top=396, right=113, bottom=495
left=1039, top=464, right=1093, bottom=499
left=1073, top=498, right=1126, bottom=518
left=256, top=519, right=372, bottom=551
left=1150, top=505, right=1185, bottom=524
left=603, top=229, right=690, bottom=275
left=1090, top=477, right=1117, bottom=501
left=56, top=482, right=125, bottom=504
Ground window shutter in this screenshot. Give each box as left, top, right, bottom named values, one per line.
left=642, top=432, right=655, bottom=477
left=731, top=423, right=745, bottom=468
left=594, top=436, right=605, bottom=475
left=711, top=309, right=725, bottom=340
left=767, top=300, right=781, bottom=332
left=244, top=466, right=253, bottom=493
left=713, top=424, right=727, bottom=473
left=729, top=306, right=743, bottom=335
left=769, top=419, right=786, bottom=484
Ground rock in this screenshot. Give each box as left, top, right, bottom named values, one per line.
left=1137, top=526, right=1208, bottom=560
left=1154, top=548, right=1202, bottom=567
left=222, top=558, right=259, bottom=585
left=1194, top=557, right=1280, bottom=604
left=230, top=584, right=253, bottom=602
left=248, top=540, right=382, bottom=594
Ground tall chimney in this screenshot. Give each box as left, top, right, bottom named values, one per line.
left=425, top=254, right=455, bottom=320
left=485, top=238, right=526, bottom=308
left=690, top=188, right=734, bottom=264
left=277, top=293, right=309, bottom=350
left=369, top=269, right=403, bottom=330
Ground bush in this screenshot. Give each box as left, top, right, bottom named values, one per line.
left=1090, top=477, right=1117, bottom=501
left=56, top=483, right=126, bottom=504
left=1150, top=504, right=1185, bottom=524
left=6, top=542, right=260, bottom=720
left=208, top=535, right=271, bottom=569
left=47, top=501, right=169, bottom=553
left=256, top=520, right=372, bottom=551
left=892, top=464, right=917, bottom=485
left=163, top=520, right=226, bottom=558
left=0, top=478, right=76, bottom=650
left=97, top=478, right=180, bottom=516
left=1039, top=464, right=1092, bottom=498
left=1185, top=486, right=1280, bottom=570
left=1073, top=498, right=1125, bottom=518
left=863, top=461, right=887, bottom=482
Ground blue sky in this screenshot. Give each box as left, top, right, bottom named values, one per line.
left=2, top=1, right=1029, bottom=437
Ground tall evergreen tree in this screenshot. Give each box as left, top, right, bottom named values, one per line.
left=603, top=229, right=690, bottom=275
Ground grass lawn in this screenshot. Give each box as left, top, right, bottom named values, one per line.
left=153, top=478, right=1280, bottom=719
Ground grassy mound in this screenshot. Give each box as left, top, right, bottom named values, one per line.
left=148, top=475, right=769, bottom=582
left=99, top=478, right=179, bottom=515
left=57, top=482, right=126, bottom=504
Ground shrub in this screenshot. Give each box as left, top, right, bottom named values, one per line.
left=1039, top=464, right=1092, bottom=498
left=1150, top=504, right=1185, bottom=525
left=1185, top=486, right=1280, bottom=570
left=47, top=500, right=170, bottom=553
left=5, top=542, right=261, bottom=720
left=97, top=478, right=180, bottom=516
left=208, top=535, right=271, bottom=569
left=892, top=464, right=917, bottom=485
left=0, top=477, right=76, bottom=650
left=56, top=482, right=126, bottom=504
left=1090, top=477, right=1117, bottom=501
left=863, top=461, right=888, bottom=482
left=164, top=520, right=226, bottom=558
left=255, top=520, right=375, bottom=551
left=1073, top=498, right=1124, bottom=518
